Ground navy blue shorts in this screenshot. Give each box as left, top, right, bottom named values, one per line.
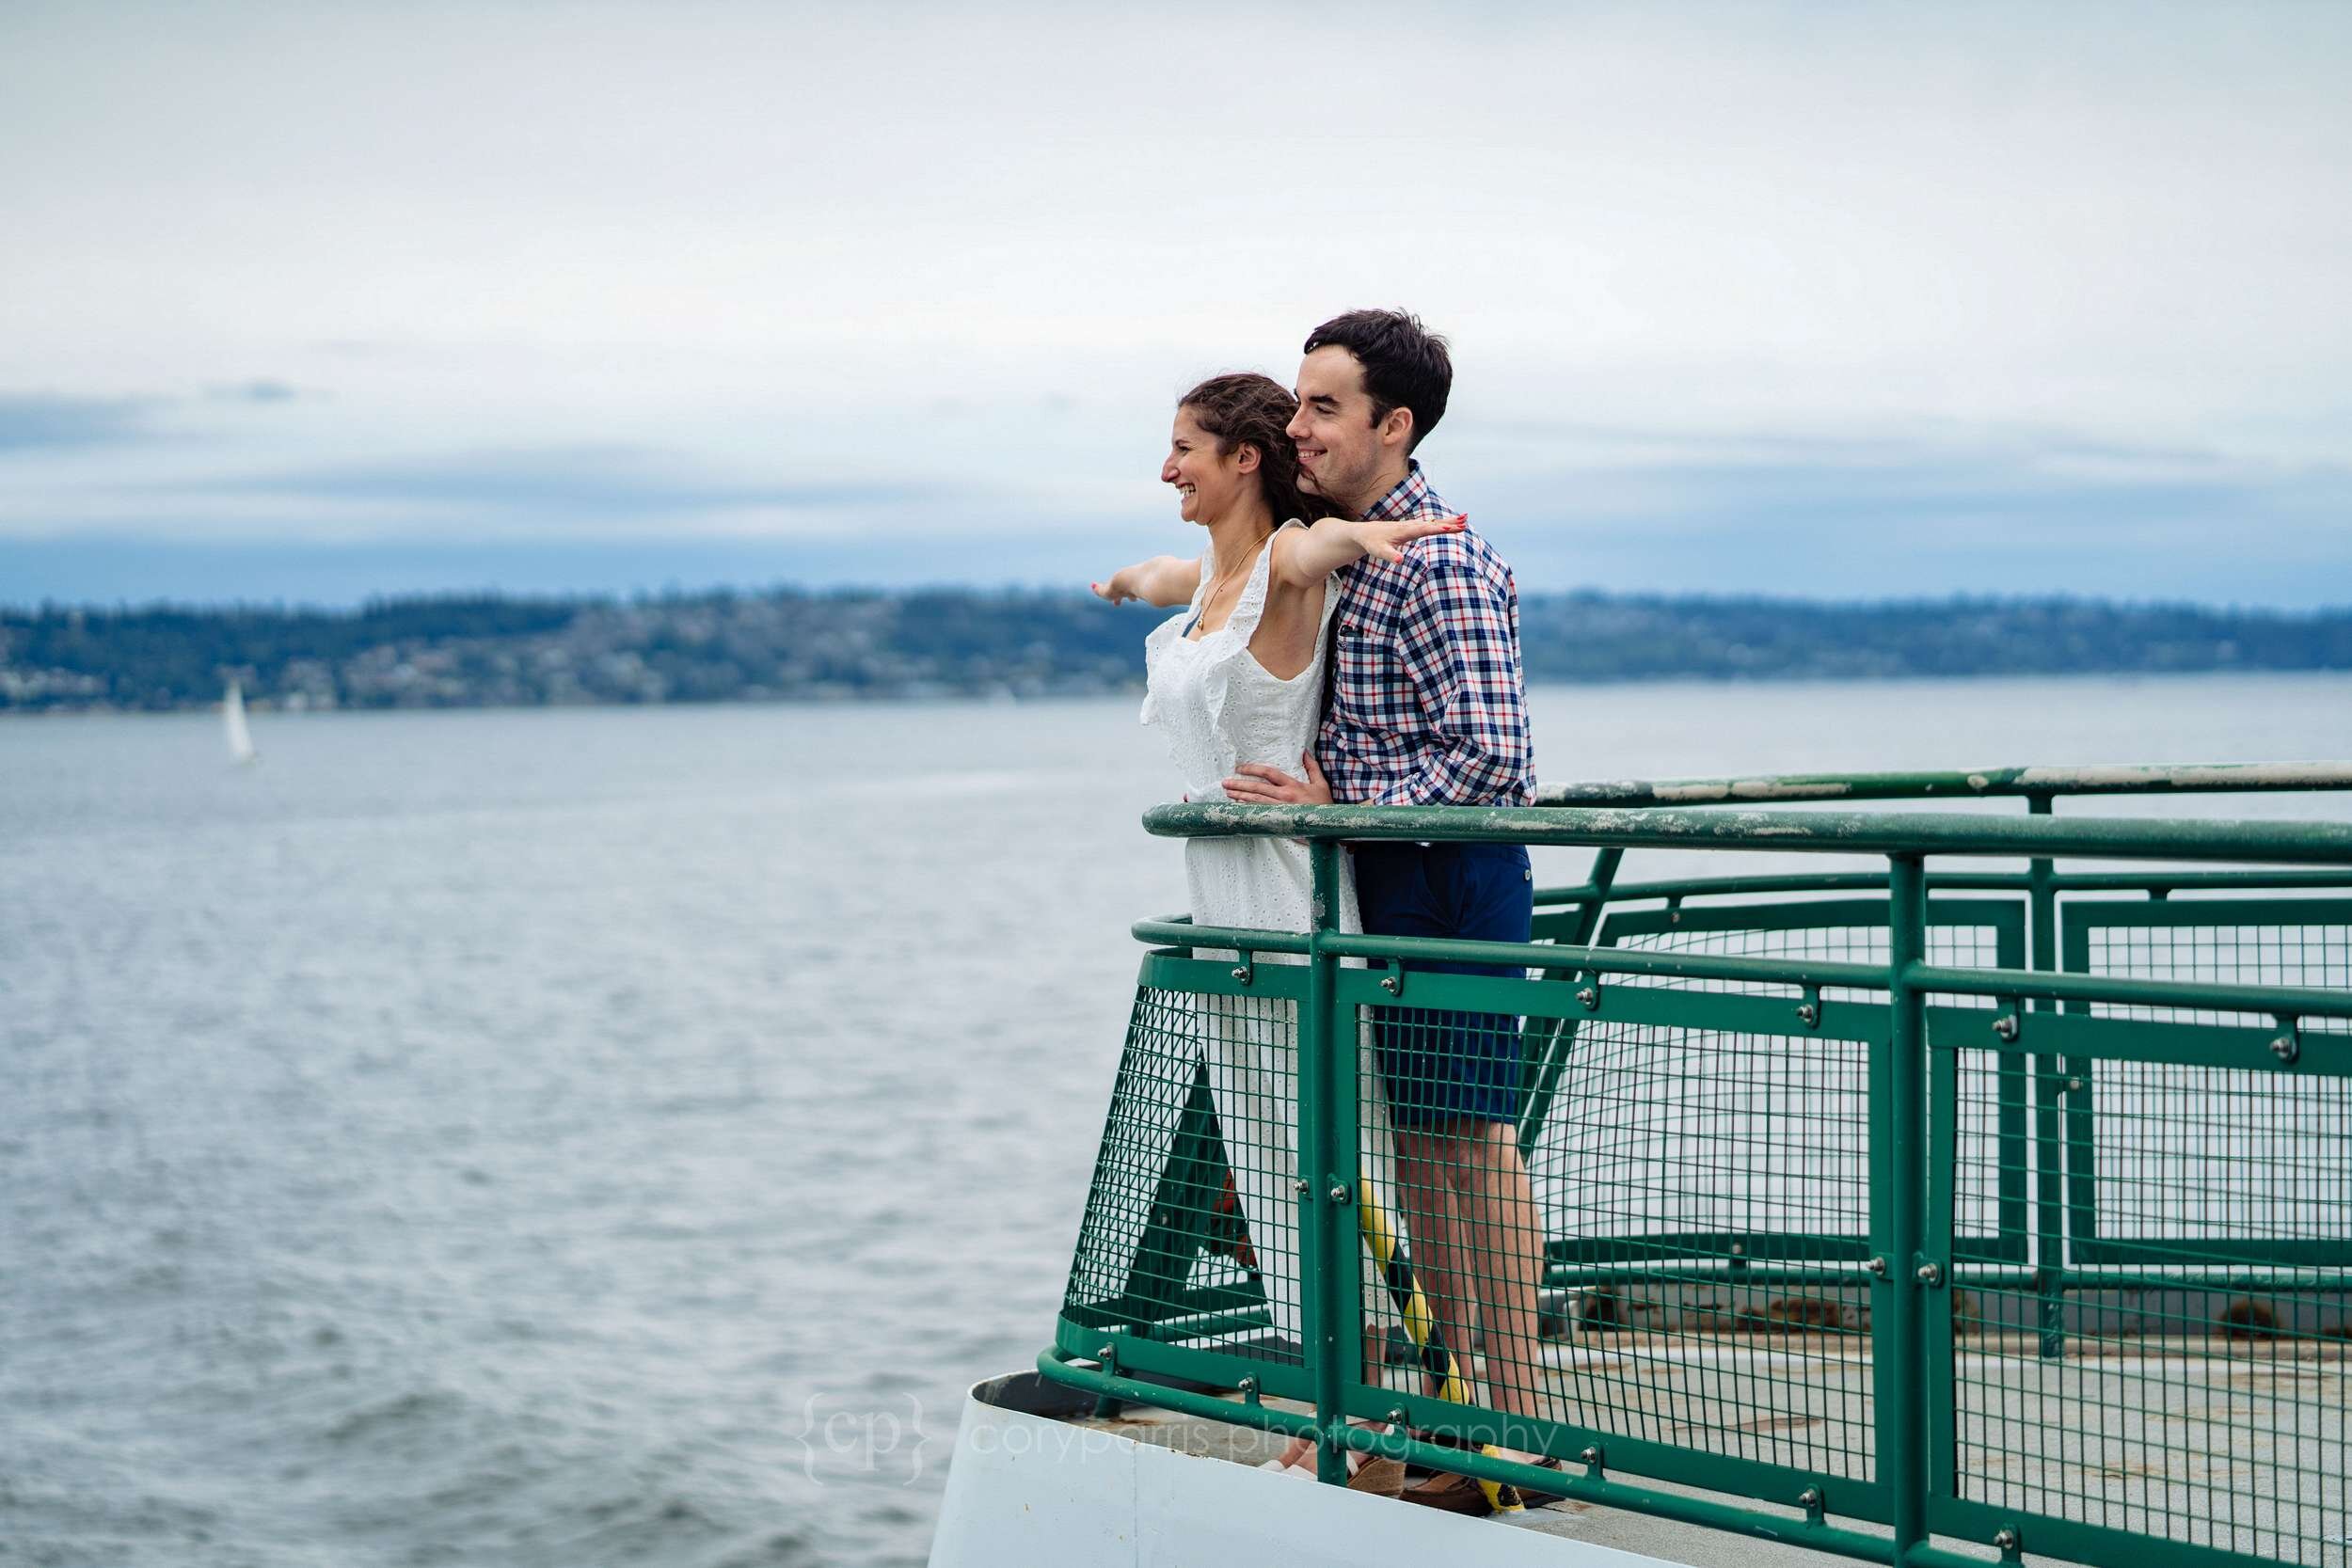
left=1353, top=841, right=1534, bottom=1130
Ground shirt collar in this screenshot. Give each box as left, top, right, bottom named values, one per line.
left=1361, top=459, right=1434, bottom=521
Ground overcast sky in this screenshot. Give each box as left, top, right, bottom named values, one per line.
left=3, top=1, right=2347, bottom=606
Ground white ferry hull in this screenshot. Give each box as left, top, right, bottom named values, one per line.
left=928, top=1371, right=1678, bottom=1568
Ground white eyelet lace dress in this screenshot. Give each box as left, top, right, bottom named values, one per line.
left=1137, top=522, right=1399, bottom=1354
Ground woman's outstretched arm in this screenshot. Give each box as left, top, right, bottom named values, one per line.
left=1091, top=555, right=1201, bottom=608
left=1268, top=515, right=1466, bottom=591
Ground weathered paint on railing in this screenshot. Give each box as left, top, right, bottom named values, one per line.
left=1535, top=760, right=2352, bottom=806
left=1145, top=799, right=2352, bottom=863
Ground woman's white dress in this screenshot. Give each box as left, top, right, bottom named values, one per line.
left=1138, top=522, right=1396, bottom=1352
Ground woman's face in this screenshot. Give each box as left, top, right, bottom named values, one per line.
left=1161, top=406, right=1256, bottom=526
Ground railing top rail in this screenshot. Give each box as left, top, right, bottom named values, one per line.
left=1142, top=800, right=2352, bottom=863
left=1534, top=760, right=2352, bottom=807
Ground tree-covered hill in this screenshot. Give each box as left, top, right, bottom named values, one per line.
left=1517, top=594, right=2352, bottom=681
left=3, top=587, right=2347, bottom=713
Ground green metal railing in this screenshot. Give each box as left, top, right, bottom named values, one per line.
left=1043, top=764, right=2352, bottom=1568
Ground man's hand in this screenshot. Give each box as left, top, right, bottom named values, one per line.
left=1223, top=751, right=1334, bottom=805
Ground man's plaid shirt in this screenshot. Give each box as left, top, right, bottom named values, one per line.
left=1317, top=462, right=1536, bottom=807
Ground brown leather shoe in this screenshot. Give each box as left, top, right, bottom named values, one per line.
left=1518, top=1456, right=1567, bottom=1507
left=1345, top=1456, right=1406, bottom=1497
left=1400, top=1469, right=1523, bottom=1514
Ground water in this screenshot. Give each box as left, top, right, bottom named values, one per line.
left=3, top=674, right=2348, bottom=1567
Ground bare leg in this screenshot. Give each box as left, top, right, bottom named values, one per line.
left=1458, top=1118, right=1548, bottom=1447
left=1402, top=1121, right=1546, bottom=1448
left=1394, top=1128, right=1474, bottom=1400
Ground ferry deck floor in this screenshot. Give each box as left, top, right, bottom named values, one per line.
left=1068, top=1331, right=2350, bottom=1567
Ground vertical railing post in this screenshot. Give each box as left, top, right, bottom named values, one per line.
left=1518, top=846, right=1625, bottom=1162
left=2026, top=794, right=2067, bottom=1359
left=1884, top=853, right=1931, bottom=1562
left=1300, top=837, right=1355, bottom=1484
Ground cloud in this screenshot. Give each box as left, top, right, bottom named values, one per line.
left=0, top=394, right=157, bottom=453
left=1461, top=419, right=2252, bottom=480
left=205, top=379, right=308, bottom=404
left=1458, top=419, right=2344, bottom=528
left=1457, top=428, right=2352, bottom=606
left=0, top=381, right=312, bottom=457
left=190, top=444, right=938, bottom=522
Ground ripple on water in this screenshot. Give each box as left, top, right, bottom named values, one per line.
left=321, top=1388, right=469, bottom=1449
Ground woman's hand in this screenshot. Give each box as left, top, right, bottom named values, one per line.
left=1269, top=515, right=1467, bottom=590
left=1222, top=751, right=1334, bottom=805
left=1091, top=554, right=1202, bottom=608
left=1355, top=513, right=1466, bottom=563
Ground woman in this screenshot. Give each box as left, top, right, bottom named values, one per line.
left=1090, top=372, right=1461, bottom=1489
left=1091, top=372, right=1461, bottom=924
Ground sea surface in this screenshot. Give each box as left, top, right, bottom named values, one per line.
left=5, top=674, right=2349, bottom=1568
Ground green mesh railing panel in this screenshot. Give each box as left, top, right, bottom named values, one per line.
left=1062, top=971, right=1296, bottom=1352
left=1313, top=964, right=1900, bottom=1508
left=1596, top=899, right=2002, bottom=998
left=2062, top=899, right=2352, bottom=1264
left=1060, top=954, right=1398, bottom=1394
left=1944, top=1029, right=2351, bottom=1566
left=1518, top=1010, right=1880, bottom=1485
left=1591, top=900, right=2026, bottom=1255
left=1915, top=898, right=2352, bottom=1566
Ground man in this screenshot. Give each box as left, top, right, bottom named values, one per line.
left=1223, top=309, right=1551, bottom=1512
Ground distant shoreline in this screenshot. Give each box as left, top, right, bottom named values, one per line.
left=6, top=588, right=2347, bottom=715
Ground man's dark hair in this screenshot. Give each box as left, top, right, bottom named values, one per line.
left=1302, top=309, right=1452, bottom=451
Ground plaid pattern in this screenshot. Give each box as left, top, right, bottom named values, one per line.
left=1319, top=462, right=1535, bottom=806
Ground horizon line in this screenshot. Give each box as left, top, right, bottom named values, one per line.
left=7, top=582, right=2350, bottom=621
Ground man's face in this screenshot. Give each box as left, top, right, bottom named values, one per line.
left=1287, top=344, right=1396, bottom=515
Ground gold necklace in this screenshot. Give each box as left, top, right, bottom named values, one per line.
left=1194, top=538, right=1265, bottom=630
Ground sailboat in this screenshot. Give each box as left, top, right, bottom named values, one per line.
left=223, top=679, right=258, bottom=766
